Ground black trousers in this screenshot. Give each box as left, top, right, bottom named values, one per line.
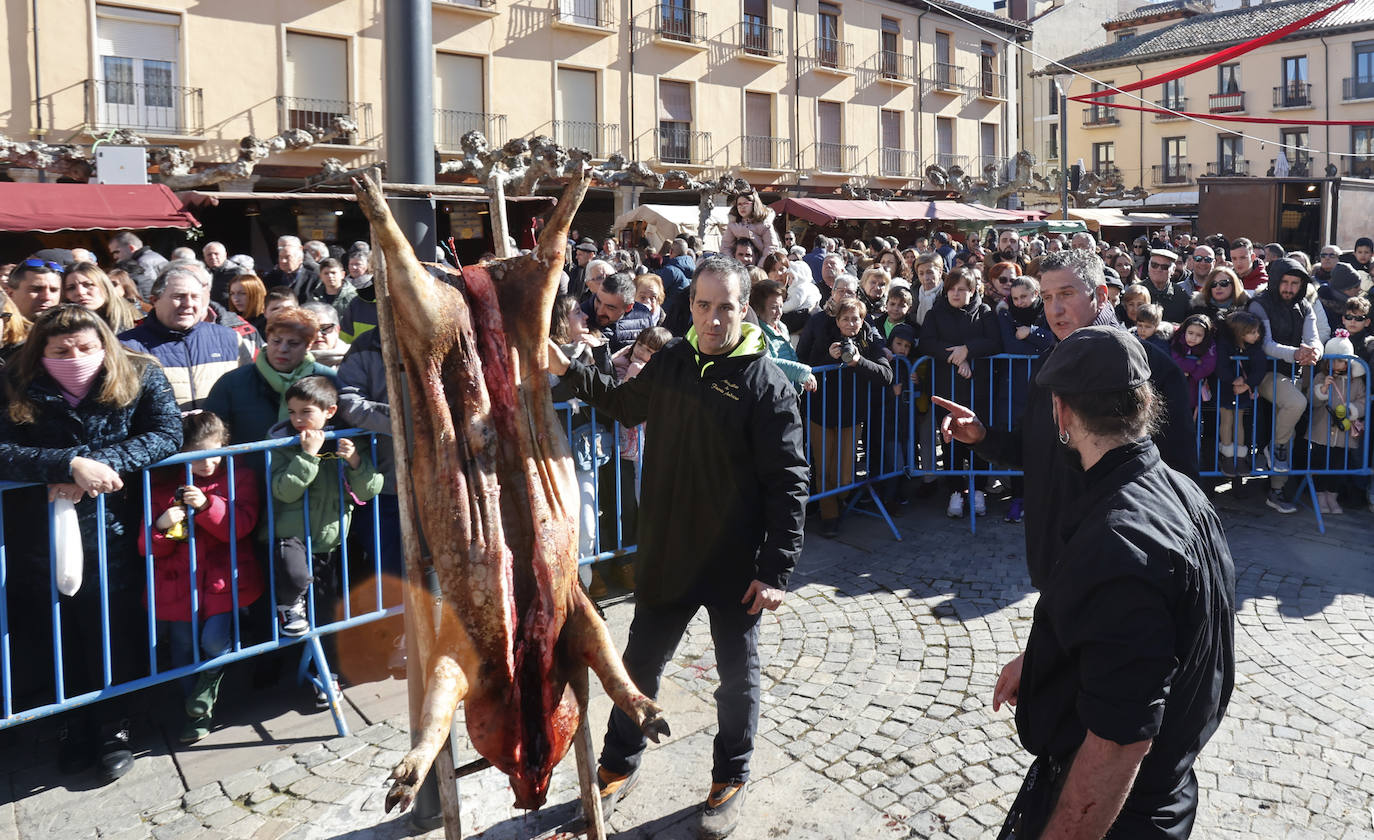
left=600, top=598, right=761, bottom=784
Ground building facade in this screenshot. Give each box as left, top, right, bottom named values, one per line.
left=1, top=0, right=1026, bottom=215
left=1052, top=0, right=1374, bottom=202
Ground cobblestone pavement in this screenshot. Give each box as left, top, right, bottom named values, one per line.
left=2, top=486, right=1372, bottom=839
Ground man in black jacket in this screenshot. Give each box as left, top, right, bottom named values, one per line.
left=549, top=255, right=807, bottom=840
left=934, top=248, right=1196, bottom=591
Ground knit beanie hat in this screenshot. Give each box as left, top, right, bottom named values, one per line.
left=1324, top=329, right=1364, bottom=377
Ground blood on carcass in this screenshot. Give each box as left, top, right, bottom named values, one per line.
left=350, top=173, right=667, bottom=812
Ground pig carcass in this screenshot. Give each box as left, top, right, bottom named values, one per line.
left=351, top=173, right=668, bottom=811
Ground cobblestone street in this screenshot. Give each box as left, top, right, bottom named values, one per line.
left=2, top=488, right=1372, bottom=839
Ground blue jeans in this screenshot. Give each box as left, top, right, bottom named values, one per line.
left=158, top=612, right=238, bottom=693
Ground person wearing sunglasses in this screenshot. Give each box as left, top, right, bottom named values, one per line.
left=1145, top=249, right=1190, bottom=323
left=9, top=258, right=64, bottom=323
left=1189, top=267, right=1249, bottom=333
left=1316, top=262, right=1367, bottom=330
left=1312, top=245, right=1343, bottom=285
left=1179, top=245, right=1217, bottom=294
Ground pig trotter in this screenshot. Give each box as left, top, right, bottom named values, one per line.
left=641, top=705, right=671, bottom=744
left=385, top=755, right=427, bottom=814
left=566, top=587, right=671, bottom=743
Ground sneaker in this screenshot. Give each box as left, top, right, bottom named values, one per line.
left=1266, top=490, right=1297, bottom=514
left=972, top=490, right=987, bottom=516
left=596, top=766, right=640, bottom=820
left=314, top=675, right=341, bottom=711
left=1004, top=498, right=1023, bottom=524
left=1266, top=443, right=1290, bottom=473
left=946, top=491, right=964, bottom=518
left=1234, top=453, right=1252, bottom=476
left=700, top=782, right=748, bottom=839
left=278, top=596, right=309, bottom=637
left=1219, top=456, right=1237, bottom=478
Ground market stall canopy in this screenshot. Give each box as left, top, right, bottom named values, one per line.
left=1004, top=219, right=1089, bottom=235
left=1049, top=207, right=1190, bottom=231
left=612, top=203, right=731, bottom=252
left=178, top=191, right=556, bottom=209
left=769, top=197, right=1022, bottom=226
left=0, top=183, right=199, bottom=233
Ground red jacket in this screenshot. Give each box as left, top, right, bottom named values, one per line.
left=139, top=466, right=264, bottom=622
left=1239, top=261, right=1269, bottom=291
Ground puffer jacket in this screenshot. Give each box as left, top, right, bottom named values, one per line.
left=139, top=465, right=264, bottom=622
left=720, top=209, right=782, bottom=264
left=119, top=315, right=252, bottom=410
left=798, top=315, right=893, bottom=429
left=265, top=421, right=384, bottom=554
left=918, top=294, right=1002, bottom=409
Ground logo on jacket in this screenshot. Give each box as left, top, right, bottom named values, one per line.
left=711, top=381, right=741, bottom=401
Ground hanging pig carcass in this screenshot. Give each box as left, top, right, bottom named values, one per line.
left=351, top=172, right=668, bottom=812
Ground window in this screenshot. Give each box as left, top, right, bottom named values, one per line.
left=817, top=100, right=844, bottom=170
left=1115, top=28, right=1136, bottom=41
left=744, top=91, right=775, bottom=167
left=881, top=18, right=900, bottom=77
left=743, top=0, right=770, bottom=53
left=556, top=67, right=600, bottom=153
left=1161, top=78, right=1184, bottom=110
left=934, top=31, right=953, bottom=86
left=1089, top=81, right=1115, bottom=123
left=435, top=54, right=485, bottom=146
left=1092, top=141, right=1114, bottom=174
left=1354, top=127, right=1374, bottom=175
left=561, top=0, right=603, bottom=27
left=658, top=80, right=693, bottom=163
left=1354, top=41, right=1374, bottom=99
left=1280, top=56, right=1309, bottom=106
left=819, top=3, right=841, bottom=67
left=1218, top=63, right=1240, bottom=93
left=659, top=0, right=695, bottom=40
left=1048, top=124, right=1059, bottom=160
left=284, top=32, right=351, bottom=139
left=980, top=43, right=999, bottom=96
left=95, top=6, right=181, bottom=132
left=1162, top=137, right=1187, bottom=182
left=881, top=109, right=903, bottom=175
left=1280, top=127, right=1310, bottom=171
left=1048, top=79, right=1059, bottom=114
left=935, top=116, right=955, bottom=168
left=1217, top=134, right=1242, bottom=175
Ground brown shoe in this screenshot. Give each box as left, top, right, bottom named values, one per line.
left=596, top=766, right=639, bottom=818
left=701, top=782, right=747, bottom=839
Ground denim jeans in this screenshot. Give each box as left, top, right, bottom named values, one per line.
left=158, top=611, right=239, bottom=694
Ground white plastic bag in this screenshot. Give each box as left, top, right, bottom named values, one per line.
left=52, top=498, right=83, bottom=597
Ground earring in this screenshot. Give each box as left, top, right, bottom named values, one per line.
left=1059, top=430, right=1070, bottom=445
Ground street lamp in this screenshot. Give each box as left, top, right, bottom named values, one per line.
left=1052, top=71, right=1072, bottom=223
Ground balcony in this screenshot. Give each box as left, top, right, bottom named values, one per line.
left=435, top=110, right=507, bottom=149
left=84, top=79, right=204, bottom=136
left=553, top=0, right=615, bottom=30
left=876, top=51, right=915, bottom=84
left=1208, top=91, right=1245, bottom=113
left=1153, top=97, right=1187, bottom=119
left=1273, top=83, right=1312, bottom=109
left=1082, top=106, right=1119, bottom=127
left=277, top=97, right=373, bottom=145
left=975, top=155, right=1009, bottom=178
left=814, top=142, right=857, bottom=173
left=654, top=5, right=708, bottom=47
left=922, top=62, right=964, bottom=96
left=927, top=153, right=968, bottom=173
left=434, top=0, right=499, bottom=14
left=735, top=21, right=782, bottom=59
left=1093, top=163, right=1122, bottom=180
left=879, top=148, right=919, bottom=178
left=1343, top=76, right=1374, bottom=101
left=1345, top=157, right=1374, bottom=178
left=976, top=72, right=1007, bottom=101
left=1206, top=160, right=1249, bottom=176
left=655, top=124, right=710, bottom=165
left=1152, top=162, right=1192, bottom=185
left=741, top=135, right=792, bottom=170
left=554, top=120, right=619, bottom=158
left=814, top=37, right=854, bottom=73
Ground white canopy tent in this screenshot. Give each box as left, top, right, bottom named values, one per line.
left=613, top=203, right=732, bottom=253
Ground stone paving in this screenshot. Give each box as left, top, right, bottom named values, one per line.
left=1, top=486, right=1373, bottom=839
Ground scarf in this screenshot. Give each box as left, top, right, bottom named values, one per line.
left=1008, top=300, right=1043, bottom=328
left=255, top=351, right=318, bottom=421
left=42, top=351, right=106, bottom=407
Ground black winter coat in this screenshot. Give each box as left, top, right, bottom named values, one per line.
left=562, top=324, right=808, bottom=607
left=918, top=295, right=1002, bottom=409
left=974, top=307, right=1199, bottom=591
left=798, top=315, right=893, bottom=429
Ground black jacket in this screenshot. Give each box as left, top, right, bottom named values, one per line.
left=1017, top=439, right=1234, bottom=834
left=561, top=324, right=808, bottom=607
left=975, top=308, right=1199, bottom=590
left=1148, top=279, right=1192, bottom=324
left=798, top=315, right=893, bottom=429
left=263, top=263, right=323, bottom=302
left=918, top=295, right=1002, bottom=409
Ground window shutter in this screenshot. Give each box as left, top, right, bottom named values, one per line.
left=96, top=8, right=178, bottom=63
left=659, top=81, right=692, bottom=121
left=745, top=92, right=771, bottom=137
left=285, top=32, right=348, bottom=103
left=436, top=54, right=484, bottom=113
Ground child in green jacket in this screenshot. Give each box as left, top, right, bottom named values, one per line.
left=269, top=375, right=382, bottom=638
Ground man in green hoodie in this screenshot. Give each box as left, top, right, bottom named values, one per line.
left=549, top=255, right=808, bottom=839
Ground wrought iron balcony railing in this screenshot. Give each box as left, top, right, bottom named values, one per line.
left=1273, top=83, right=1312, bottom=108
left=1152, top=162, right=1192, bottom=185
left=554, top=120, right=620, bottom=158
left=435, top=110, right=507, bottom=148
left=736, top=21, right=782, bottom=57
left=1082, top=106, right=1119, bottom=126
left=1208, top=91, right=1245, bottom=113
left=741, top=135, right=792, bottom=169
left=922, top=62, right=963, bottom=95
left=815, top=37, right=854, bottom=71
left=878, top=50, right=915, bottom=83
left=554, top=0, right=615, bottom=28
left=1153, top=97, right=1187, bottom=119
left=879, top=148, right=919, bottom=178
left=655, top=5, right=707, bottom=43
left=277, top=97, right=373, bottom=144
left=815, top=142, right=858, bottom=173
left=85, top=79, right=204, bottom=135
left=1343, top=76, right=1374, bottom=101
left=1206, top=159, right=1249, bottom=176
left=656, top=124, right=710, bottom=164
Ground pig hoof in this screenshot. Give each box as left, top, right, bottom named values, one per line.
left=639, top=700, right=670, bottom=743
left=384, top=782, right=415, bottom=814
left=386, top=757, right=424, bottom=813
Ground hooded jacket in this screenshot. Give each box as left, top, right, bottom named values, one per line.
left=139, top=464, right=265, bottom=622
left=1248, top=268, right=1320, bottom=377
left=561, top=323, right=808, bottom=607
left=265, top=421, right=384, bottom=554
left=918, top=294, right=1002, bottom=409
left=119, top=315, right=252, bottom=410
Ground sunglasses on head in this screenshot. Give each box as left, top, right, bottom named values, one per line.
left=22, top=258, right=63, bottom=273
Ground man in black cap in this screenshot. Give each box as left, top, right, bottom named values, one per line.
left=567, top=238, right=598, bottom=299
left=1316, top=262, right=1364, bottom=329
left=934, top=248, right=1196, bottom=590
left=992, top=326, right=1235, bottom=840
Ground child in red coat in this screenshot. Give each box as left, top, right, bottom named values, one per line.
left=139, top=412, right=264, bottom=743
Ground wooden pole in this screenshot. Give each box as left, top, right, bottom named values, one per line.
left=489, top=173, right=512, bottom=258
left=371, top=246, right=464, bottom=840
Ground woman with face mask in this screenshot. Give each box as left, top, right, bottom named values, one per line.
left=0, top=304, right=181, bottom=784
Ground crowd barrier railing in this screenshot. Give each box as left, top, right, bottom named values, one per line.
left=0, top=429, right=397, bottom=735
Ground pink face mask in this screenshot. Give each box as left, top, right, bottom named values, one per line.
left=42, top=350, right=106, bottom=406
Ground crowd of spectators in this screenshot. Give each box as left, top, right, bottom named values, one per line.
left=0, top=200, right=1371, bottom=781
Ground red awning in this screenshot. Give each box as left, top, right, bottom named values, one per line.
left=769, top=197, right=1021, bottom=226
left=0, top=183, right=199, bottom=233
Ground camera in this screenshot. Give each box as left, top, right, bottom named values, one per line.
left=839, top=338, right=859, bottom=364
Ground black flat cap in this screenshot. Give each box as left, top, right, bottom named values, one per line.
left=1036, top=326, right=1150, bottom=394
left=1102, top=266, right=1124, bottom=289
